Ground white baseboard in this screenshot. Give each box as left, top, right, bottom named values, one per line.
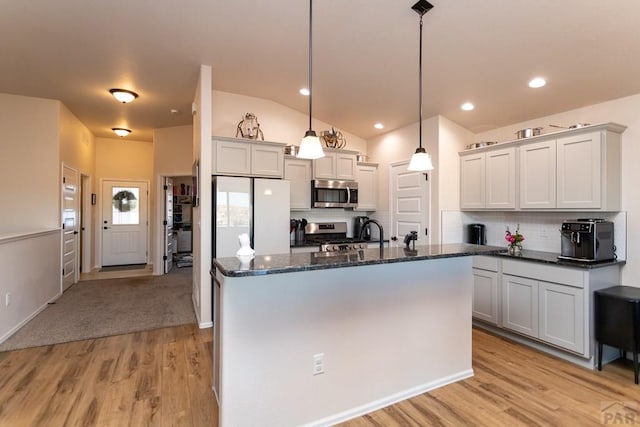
left=199, top=321, right=213, bottom=328
left=301, top=369, right=474, bottom=427
left=0, top=292, right=62, bottom=344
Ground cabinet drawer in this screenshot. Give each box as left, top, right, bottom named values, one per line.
left=472, top=256, right=498, bottom=272
left=503, top=259, right=585, bottom=288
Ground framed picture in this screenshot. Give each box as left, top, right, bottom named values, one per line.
left=192, top=160, right=200, bottom=207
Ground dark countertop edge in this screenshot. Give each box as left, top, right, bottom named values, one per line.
left=213, top=245, right=504, bottom=278
left=491, top=249, right=625, bottom=269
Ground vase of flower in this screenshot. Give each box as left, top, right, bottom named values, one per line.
left=505, top=225, right=524, bottom=255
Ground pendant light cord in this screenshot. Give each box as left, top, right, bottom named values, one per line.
left=418, top=15, right=423, bottom=149
left=308, top=0, right=314, bottom=133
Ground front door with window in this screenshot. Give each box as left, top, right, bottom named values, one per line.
left=101, top=180, right=148, bottom=266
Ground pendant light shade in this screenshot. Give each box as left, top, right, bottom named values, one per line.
left=297, top=0, right=325, bottom=160
left=408, top=0, right=434, bottom=172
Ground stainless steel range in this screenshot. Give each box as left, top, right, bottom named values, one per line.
left=305, top=221, right=368, bottom=252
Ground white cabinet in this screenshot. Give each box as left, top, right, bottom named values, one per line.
left=460, top=147, right=516, bottom=210
left=460, top=153, right=485, bottom=209
left=284, top=157, right=312, bottom=211
left=313, top=149, right=357, bottom=180
left=212, top=137, right=284, bottom=178
left=472, top=256, right=499, bottom=325
left=519, top=140, right=556, bottom=209
left=355, top=163, right=378, bottom=211
left=538, top=280, right=584, bottom=353
left=460, top=123, right=624, bottom=212
left=501, top=259, right=591, bottom=355
left=502, top=274, right=539, bottom=338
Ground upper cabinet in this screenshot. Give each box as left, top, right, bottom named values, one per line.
left=313, top=149, right=357, bottom=181
left=212, top=137, right=284, bottom=178
left=460, top=147, right=516, bottom=210
left=460, top=123, right=625, bottom=212
left=355, top=163, right=378, bottom=211
left=284, top=157, right=312, bottom=211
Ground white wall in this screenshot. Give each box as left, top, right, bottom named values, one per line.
left=474, top=92, right=640, bottom=285
left=152, top=125, right=193, bottom=275
left=212, top=90, right=367, bottom=153
left=0, top=94, right=60, bottom=233
left=193, top=65, right=213, bottom=327
left=95, top=137, right=153, bottom=268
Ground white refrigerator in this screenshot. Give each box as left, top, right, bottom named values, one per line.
left=213, top=176, right=291, bottom=258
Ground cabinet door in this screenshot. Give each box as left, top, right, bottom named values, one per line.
left=538, top=281, right=584, bottom=354
left=502, top=274, right=538, bottom=338
left=214, top=139, right=252, bottom=175
left=313, top=153, right=337, bottom=179
left=556, top=132, right=601, bottom=209
left=486, top=147, right=516, bottom=209
left=355, top=164, right=378, bottom=211
left=336, top=153, right=357, bottom=180
left=519, top=140, right=556, bottom=209
left=472, top=268, right=499, bottom=325
left=251, top=144, right=284, bottom=178
left=285, top=158, right=312, bottom=210
left=460, top=153, right=485, bottom=209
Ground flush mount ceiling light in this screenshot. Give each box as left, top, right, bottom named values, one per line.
left=407, top=0, right=435, bottom=172
left=112, top=127, right=131, bottom=137
left=461, top=102, right=475, bottom=111
left=109, top=88, right=139, bottom=103
left=528, top=77, right=546, bottom=88
left=374, top=123, right=384, bottom=129
left=297, top=0, right=325, bottom=160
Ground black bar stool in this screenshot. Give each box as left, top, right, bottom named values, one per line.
left=595, top=286, right=640, bottom=384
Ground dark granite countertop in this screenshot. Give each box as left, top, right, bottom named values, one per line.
left=289, top=239, right=388, bottom=249
left=493, top=249, right=625, bottom=269
left=213, top=243, right=506, bottom=277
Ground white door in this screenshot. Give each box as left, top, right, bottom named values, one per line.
left=164, top=178, right=174, bottom=273
left=62, top=165, right=79, bottom=290
left=102, top=180, right=148, bottom=266
left=390, top=161, right=430, bottom=243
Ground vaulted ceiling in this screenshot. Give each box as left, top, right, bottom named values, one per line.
left=2, top=0, right=640, bottom=142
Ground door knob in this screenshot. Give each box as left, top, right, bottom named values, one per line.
left=103, top=226, right=109, bottom=230
left=73, top=231, right=79, bottom=235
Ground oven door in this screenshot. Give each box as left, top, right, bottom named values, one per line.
left=312, top=180, right=358, bottom=208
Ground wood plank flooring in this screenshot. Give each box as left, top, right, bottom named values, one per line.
left=0, top=324, right=216, bottom=426
left=1, top=325, right=639, bottom=426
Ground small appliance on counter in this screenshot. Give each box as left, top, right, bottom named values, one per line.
left=354, top=216, right=371, bottom=241
left=466, top=224, right=486, bottom=245
left=558, top=219, right=615, bottom=262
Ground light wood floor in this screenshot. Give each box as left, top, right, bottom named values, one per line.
left=1, top=326, right=639, bottom=426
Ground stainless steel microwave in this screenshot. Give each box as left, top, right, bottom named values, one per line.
left=311, top=180, right=358, bottom=208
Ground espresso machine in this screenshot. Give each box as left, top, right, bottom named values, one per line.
left=559, top=219, right=615, bottom=262
left=353, top=216, right=371, bottom=240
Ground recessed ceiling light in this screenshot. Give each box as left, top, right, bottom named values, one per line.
left=528, top=77, right=546, bottom=88
left=461, top=102, right=475, bottom=111
left=374, top=123, right=384, bottom=129
left=299, top=88, right=310, bottom=96
left=112, top=128, right=131, bottom=137
left=109, top=88, right=139, bottom=103
left=170, top=108, right=180, bottom=114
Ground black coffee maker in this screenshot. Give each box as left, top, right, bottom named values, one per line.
left=466, top=224, right=486, bottom=245
left=354, top=216, right=371, bottom=240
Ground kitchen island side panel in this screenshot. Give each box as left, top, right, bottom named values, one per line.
left=216, top=256, right=473, bottom=427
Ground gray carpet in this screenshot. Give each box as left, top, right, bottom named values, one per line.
left=0, top=267, right=196, bottom=352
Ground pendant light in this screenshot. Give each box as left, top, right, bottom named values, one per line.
left=407, top=0, right=434, bottom=172
left=297, top=0, right=325, bottom=160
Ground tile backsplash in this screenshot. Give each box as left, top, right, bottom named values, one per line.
left=441, top=210, right=627, bottom=261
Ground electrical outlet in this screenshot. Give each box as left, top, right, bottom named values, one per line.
left=5, top=293, right=11, bottom=307
left=313, top=353, right=324, bottom=376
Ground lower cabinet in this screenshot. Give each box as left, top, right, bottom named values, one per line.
left=474, top=257, right=620, bottom=361
left=472, top=257, right=499, bottom=325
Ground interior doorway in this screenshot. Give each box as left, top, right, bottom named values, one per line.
left=80, top=174, right=92, bottom=274
left=165, top=176, right=194, bottom=271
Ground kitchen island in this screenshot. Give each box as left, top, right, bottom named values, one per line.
left=211, top=244, right=504, bottom=427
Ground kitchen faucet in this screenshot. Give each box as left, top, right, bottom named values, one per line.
left=359, top=219, right=384, bottom=249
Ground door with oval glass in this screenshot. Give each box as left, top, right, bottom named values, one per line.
left=101, top=180, right=148, bottom=266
